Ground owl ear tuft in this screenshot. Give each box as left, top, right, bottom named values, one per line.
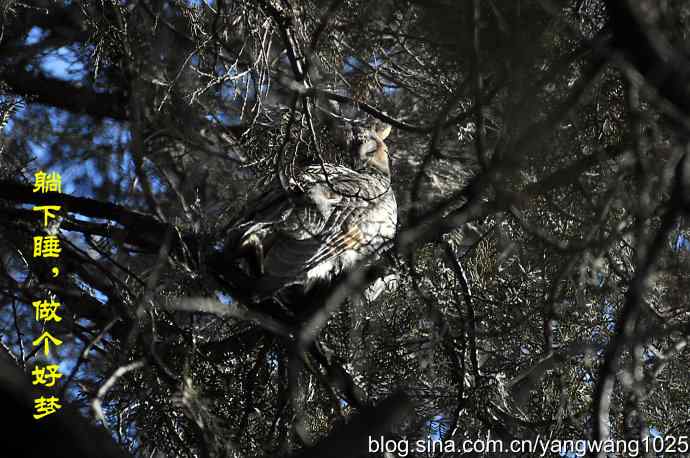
left=375, top=124, right=392, bottom=141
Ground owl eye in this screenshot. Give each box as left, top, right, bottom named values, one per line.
left=358, top=139, right=378, bottom=157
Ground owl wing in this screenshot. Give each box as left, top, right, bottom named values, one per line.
left=255, top=167, right=390, bottom=291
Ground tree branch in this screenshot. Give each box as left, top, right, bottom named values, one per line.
left=1, top=68, right=127, bottom=121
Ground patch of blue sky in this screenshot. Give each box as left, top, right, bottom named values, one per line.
left=75, top=158, right=107, bottom=191
left=370, top=52, right=384, bottom=70
left=111, top=152, right=134, bottom=187
left=27, top=138, right=95, bottom=195
left=25, top=26, right=45, bottom=45
left=25, top=114, right=133, bottom=198
left=57, top=322, right=112, bottom=393
left=117, top=422, right=141, bottom=452
left=343, top=55, right=399, bottom=96
left=561, top=447, right=588, bottom=458
left=426, top=414, right=447, bottom=441
left=206, top=110, right=241, bottom=126
left=266, top=350, right=279, bottom=370
left=221, top=71, right=261, bottom=105
left=220, top=78, right=241, bottom=100
left=147, top=166, right=168, bottom=194
left=39, top=46, right=86, bottom=81
left=70, top=214, right=114, bottom=231
left=74, top=276, right=109, bottom=304
left=382, top=82, right=400, bottom=96
left=343, top=56, right=360, bottom=74
left=2, top=116, right=15, bottom=135
left=42, top=106, right=72, bottom=132
left=344, top=53, right=385, bottom=72
left=7, top=266, right=29, bottom=284
left=216, top=291, right=233, bottom=304
left=96, top=120, right=129, bottom=146
left=0, top=301, right=21, bottom=331
left=27, top=138, right=53, bottom=167
left=58, top=358, right=78, bottom=382
left=94, top=125, right=136, bottom=191
left=257, top=81, right=271, bottom=98
left=185, top=0, right=213, bottom=7
left=16, top=113, right=143, bottom=204
left=582, top=370, right=593, bottom=383
left=57, top=361, right=91, bottom=404
left=602, top=302, right=616, bottom=332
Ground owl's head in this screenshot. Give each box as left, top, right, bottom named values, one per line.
left=352, top=124, right=392, bottom=176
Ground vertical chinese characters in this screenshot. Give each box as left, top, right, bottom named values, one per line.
left=30, top=171, right=64, bottom=420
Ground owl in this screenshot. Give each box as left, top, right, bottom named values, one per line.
left=231, top=124, right=397, bottom=300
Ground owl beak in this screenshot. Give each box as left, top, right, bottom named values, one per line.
left=369, top=130, right=391, bottom=175
left=354, top=126, right=392, bottom=175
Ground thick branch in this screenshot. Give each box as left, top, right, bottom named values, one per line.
left=590, top=153, right=688, bottom=455
left=1, top=68, right=127, bottom=121
left=605, top=0, right=690, bottom=115
left=0, top=181, right=164, bottom=237
left=308, top=88, right=429, bottom=133
left=285, top=392, right=412, bottom=458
